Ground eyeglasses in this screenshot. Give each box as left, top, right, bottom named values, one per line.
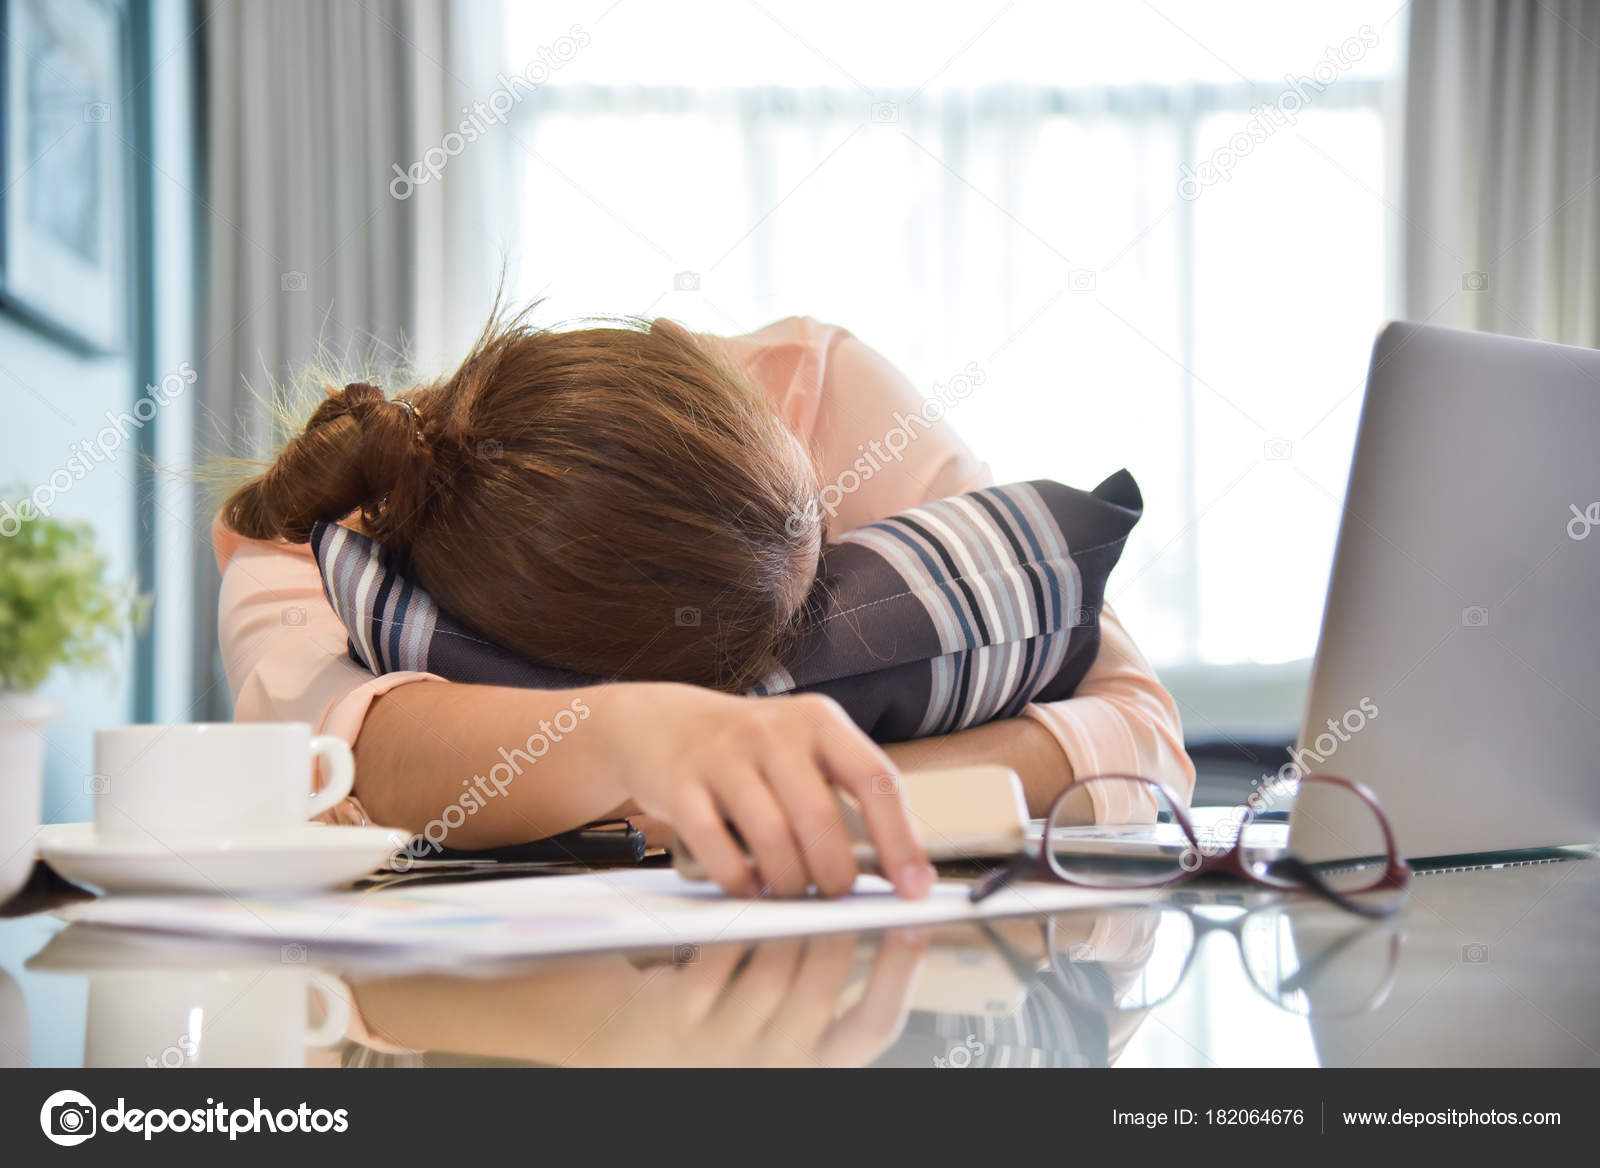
left=983, top=901, right=1404, bottom=1020
left=970, top=772, right=1413, bottom=917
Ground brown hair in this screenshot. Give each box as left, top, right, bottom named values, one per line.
left=223, top=314, right=822, bottom=691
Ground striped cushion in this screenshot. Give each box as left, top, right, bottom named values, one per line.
left=310, top=471, right=1141, bottom=742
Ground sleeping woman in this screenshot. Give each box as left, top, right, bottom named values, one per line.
left=215, top=313, right=1194, bottom=899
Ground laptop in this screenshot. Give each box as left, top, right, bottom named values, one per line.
left=1047, top=322, right=1600, bottom=865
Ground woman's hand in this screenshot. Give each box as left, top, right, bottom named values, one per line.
left=576, top=930, right=931, bottom=1067
left=601, top=684, right=935, bottom=900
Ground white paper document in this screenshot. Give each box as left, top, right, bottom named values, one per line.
left=60, top=870, right=1146, bottom=964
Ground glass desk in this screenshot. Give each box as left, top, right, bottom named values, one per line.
left=1, top=854, right=1594, bottom=1068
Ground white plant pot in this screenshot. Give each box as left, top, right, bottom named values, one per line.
left=0, top=691, right=60, bottom=904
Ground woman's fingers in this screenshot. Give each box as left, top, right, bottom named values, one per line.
left=760, top=756, right=859, bottom=898
left=703, top=937, right=806, bottom=1044
left=765, top=932, right=861, bottom=1050
left=668, top=940, right=752, bottom=1023
left=803, top=699, right=934, bottom=899
left=313, top=795, right=370, bottom=827
left=641, top=689, right=932, bottom=901
left=819, top=927, right=930, bottom=1066
left=672, top=786, right=760, bottom=898
left=715, top=773, right=810, bottom=897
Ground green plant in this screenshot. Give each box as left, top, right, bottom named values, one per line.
left=0, top=502, right=139, bottom=692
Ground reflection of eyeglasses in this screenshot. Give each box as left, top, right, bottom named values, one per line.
left=971, top=772, right=1413, bottom=917
left=987, top=903, right=1403, bottom=1020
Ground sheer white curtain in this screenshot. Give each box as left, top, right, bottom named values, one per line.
left=1404, top=0, right=1600, bottom=346
left=498, top=1, right=1405, bottom=734
left=197, top=0, right=505, bottom=715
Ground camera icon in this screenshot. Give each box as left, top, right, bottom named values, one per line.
left=673, top=943, right=700, bottom=965
left=1461, top=606, right=1490, bottom=627
left=1263, top=438, right=1294, bottom=461
left=281, top=271, right=308, bottom=293
left=674, top=606, right=701, bottom=627
left=673, top=270, right=700, bottom=292
left=83, top=102, right=110, bottom=123
left=476, top=438, right=504, bottom=460
left=870, top=100, right=898, bottom=123
left=84, top=774, right=110, bottom=795
left=41, top=1091, right=97, bottom=1146
left=50, top=1101, right=95, bottom=1137
left=1071, top=604, right=1098, bottom=626
left=281, top=605, right=307, bottom=627
left=1068, top=268, right=1097, bottom=293
left=1461, top=271, right=1490, bottom=292
left=1461, top=942, right=1489, bottom=964
left=870, top=773, right=900, bottom=796
left=281, top=943, right=307, bottom=964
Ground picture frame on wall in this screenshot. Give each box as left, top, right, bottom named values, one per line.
left=0, top=0, right=127, bottom=354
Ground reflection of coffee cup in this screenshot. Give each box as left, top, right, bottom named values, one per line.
left=0, top=967, right=25, bottom=1068
left=92, top=723, right=353, bottom=843
left=84, top=967, right=350, bottom=1068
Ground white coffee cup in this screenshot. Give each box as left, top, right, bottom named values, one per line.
left=92, top=723, right=354, bottom=842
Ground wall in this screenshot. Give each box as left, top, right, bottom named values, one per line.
left=0, top=321, right=138, bottom=821
left=0, top=0, right=199, bottom=823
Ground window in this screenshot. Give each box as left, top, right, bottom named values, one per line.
left=502, top=1, right=1404, bottom=712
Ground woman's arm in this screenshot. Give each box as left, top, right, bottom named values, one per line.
left=880, top=716, right=1093, bottom=823
left=350, top=679, right=625, bottom=844
left=1021, top=605, right=1195, bottom=820
left=213, top=514, right=442, bottom=745
left=215, top=517, right=933, bottom=898
left=355, top=680, right=933, bottom=897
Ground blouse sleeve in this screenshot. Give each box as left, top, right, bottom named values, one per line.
left=1021, top=606, right=1195, bottom=820
left=808, top=327, right=1195, bottom=820
left=213, top=515, right=440, bottom=747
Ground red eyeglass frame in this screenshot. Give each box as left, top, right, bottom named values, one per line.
left=970, top=771, right=1413, bottom=918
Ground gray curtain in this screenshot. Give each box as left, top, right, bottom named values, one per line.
left=196, top=0, right=507, bottom=718
left=1403, top=0, right=1600, bottom=345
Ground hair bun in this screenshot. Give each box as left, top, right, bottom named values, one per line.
left=222, top=381, right=436, bottom=550
left=305, top=380, right=391, bottom=430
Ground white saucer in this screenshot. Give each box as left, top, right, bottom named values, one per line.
left=37, top=823, right=411, bottom=895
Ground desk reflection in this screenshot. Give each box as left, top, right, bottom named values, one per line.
left=22, top=898, right=1402, bottom=1069
left=888, top=903, right=1402, bottom=1068
left=348, top=930, right=933, bottom=1067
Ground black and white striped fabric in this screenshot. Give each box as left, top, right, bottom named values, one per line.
left=310, top=471, right=1141, bottom=742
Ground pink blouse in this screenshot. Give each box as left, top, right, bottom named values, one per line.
left=214, top=317, right=1195, bottom=821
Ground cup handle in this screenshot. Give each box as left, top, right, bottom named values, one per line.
left=305, top=973, right=353, bottom=1048
left=306, top=736, right=356, bottom=819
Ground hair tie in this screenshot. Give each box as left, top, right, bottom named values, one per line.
left=392, top=397, right=426, bottom=448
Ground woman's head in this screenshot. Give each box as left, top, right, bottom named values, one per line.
left=223, top=314, right=823, bottom=691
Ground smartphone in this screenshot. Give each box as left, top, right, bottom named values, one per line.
left=671, top=764, right=1029, bottom=882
